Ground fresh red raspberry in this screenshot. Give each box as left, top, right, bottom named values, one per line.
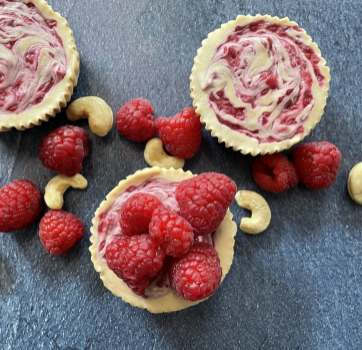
left=120, top=193, right=162, bottom=236
left=39, top=210, right=84, bottom=255
left=252, top=154, right=299, bottom=193
left=115, top=98, right=156, bottom=142
left=0, top=179, right=42, bottom=233
left=149, top=205, right=194, bottom=257
left=106, top=234, right=166, bottom=296
left=39, top=125, right=89, bottom=177
left=293, top=141, right=341, bottom=190
left=175, top=172, right=237, bottom=236
left=169, top=242, right=222, bottom=302
left=155, top=107, right=202, bottom=159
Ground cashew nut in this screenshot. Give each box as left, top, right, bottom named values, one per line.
left=235, top=190, right=271, bottom=234
left=144, top=138, right=185, bottom=169
left=66, top=96, right=113, bottom=137
left=348, top=162, right=362, bottom=205
left=44, top=174, right=88, bottom=210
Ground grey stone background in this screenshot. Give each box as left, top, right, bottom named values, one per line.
left=1, top=0, right=361, bottom=349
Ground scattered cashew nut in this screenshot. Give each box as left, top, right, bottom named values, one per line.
left=348, top=162, right=362, bottom=205
left=144, top=138, right=185, bottom=169
left=235, top=190, right=271, bottom=234
left=66, top=96, right=113, bottom=137
left=44, top=174, right=88, bottom=210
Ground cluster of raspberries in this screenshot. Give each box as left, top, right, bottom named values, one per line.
left=252, top=141, right=342, bottom=193
left=0, top=125, right=89, bottom=255
left=105, top=172, right=237, bottom=301
left=115, top=98, right=202, bottom=159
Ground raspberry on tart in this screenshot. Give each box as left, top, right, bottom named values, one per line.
left=90, top=167, right=237, bottom=313
left=0, top=0, right=79, bottom=131
left=190, top=15, right=330, bottom=155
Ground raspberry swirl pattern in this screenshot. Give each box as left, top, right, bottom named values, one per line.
left=0, top=0, right=79, bottom=132
left=190, top=15, right=330, bottom=155
left=0, top=0, right=67, bottom=114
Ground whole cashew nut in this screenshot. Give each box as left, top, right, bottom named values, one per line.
left=44, top=174, right=88, bottom=210
left=66, top=96, right=113, bottom=137
left=235, top=190, right=271, bottom=234
left=144, top=138, right=185, bottom=169
left=348, top=162, right=362, bottom=205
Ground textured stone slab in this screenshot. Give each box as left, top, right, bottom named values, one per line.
left=1, top=0, right=362, bottom=349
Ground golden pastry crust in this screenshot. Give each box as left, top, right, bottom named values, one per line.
left=90, top=167, right=237, bottom=313
left=190, top=14, right=330, bottom=156
left=0, top=0, right=79, bottom=132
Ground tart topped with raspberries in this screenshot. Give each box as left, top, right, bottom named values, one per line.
left=0, top=0, right=79, bottom=131
left=190, top=15, right=330, bottom=155
left=90, top=167, right=237, bottom=313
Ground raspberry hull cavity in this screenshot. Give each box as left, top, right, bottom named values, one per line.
left=190, top=15, right=330, bottom=155
left=90, top=167, right=237, bottom=312
left=0, top=0, right=67, bottom=115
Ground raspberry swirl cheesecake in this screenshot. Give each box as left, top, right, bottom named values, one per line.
left=190, top=15, right=330, bottom=155
left=90, top=167, right=237, bottom=313
left=0, top=0, right=79, bottom=131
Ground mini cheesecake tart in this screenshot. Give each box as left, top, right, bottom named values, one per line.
left=0, top=0, right=79, bottom=131
left=90, top=167, right=237, bottom=313
left=190, top=15, right=330, bottom=156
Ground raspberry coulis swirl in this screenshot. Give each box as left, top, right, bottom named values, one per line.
left=204, top=20, right=326, bottom=143
left=0, top=0, right=67, bottom=115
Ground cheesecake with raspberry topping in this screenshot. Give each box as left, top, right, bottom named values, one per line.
left=190, top=15, right=330, bottom=155
left=0, top=0, right=79, bottom=131
left=90, top=167, right=237, bottom=313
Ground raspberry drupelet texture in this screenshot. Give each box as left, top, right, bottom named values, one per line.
left=293, top=141, right=341, bottom=190
left=252, top=154, right=299, bottom=193
left=39, top=210, right=84, bottom=255
left=39, top=125, right=90, bottom=177
left=106, top=234, right=166, bottom=296
left=0, top=179, right=42, bottom=233
left=175, top=172, right=237, bottom=236
left=169, top=242, right=222, bottom=301
left=155, top=107, right=202, bottom=159
left=120, top=193, right=162, bottom=236
left=116, top=98, right=157, bottom=142
left=149, top=205, right=194, bottom=257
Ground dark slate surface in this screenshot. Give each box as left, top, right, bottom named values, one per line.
left=1, top=0, right=362, bottom=349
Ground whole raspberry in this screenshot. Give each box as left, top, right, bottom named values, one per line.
left=252, top=154, right=299, bottom=193
left=39, top=125, right=89, bottom=177
left=39, top=210, right=84, bottom=255
left=175, top=172, right=237, bottom=236
left=149, top=205, right=194, bottom=257
left=106, top=234, right=166, bottom=296
left=115, top=98, right=156, bottom=142
left=293, top=141, right=341, bottom=190
left=155, top=107, right=202, bottom=159
left=0, top=179, right=42, bottom=233
left=169, top=242, right=222, bottom=302
left=120, top=193, right=162, bottom=236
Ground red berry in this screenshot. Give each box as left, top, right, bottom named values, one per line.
left=175, top=172, right=237, bottom=236
left=39, top=125, right=89, bottom=177
left=252, top=154, right=299, bottom=193
left=169, top=242, right=222, bottom=301
left=293, top=141, right=341, bottom=190
left=149, top=205, right=194, bottom=257
left=120, top=193, right=162, bottom=236
left=115, top=98, right=156, bottom=142
left=39, top=210, right=84, bottom=255
left=106, top=234, right=166, bottom=296
left=155, top=107, right=202, bottom=159
left=0, top=179, right=42, bottom=233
